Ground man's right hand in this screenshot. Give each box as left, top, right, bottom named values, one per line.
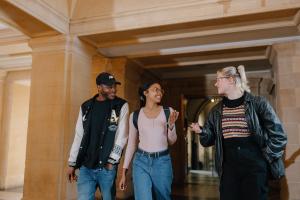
left=67, top=166, right=77, bottom=183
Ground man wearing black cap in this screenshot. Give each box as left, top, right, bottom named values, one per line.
left=67, top=72, right=129, bottom=200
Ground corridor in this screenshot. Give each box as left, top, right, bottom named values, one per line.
left=0, top=1, right=299, bottom=200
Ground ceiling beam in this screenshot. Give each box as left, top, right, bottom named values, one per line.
left=71, top=0, right=300, bottom=36
left=157, top=35, right=300, bottom=56
left=6, top=0, right=69, bottom=34
left=0, top=1, right=60, bottom=37
left=91, top=11, right=298, bottom=48
left=143, top=56, right=267, bottom=69
left=141, top=47, right=267, bottom=69
left=98, top=31, right=300, bottom=58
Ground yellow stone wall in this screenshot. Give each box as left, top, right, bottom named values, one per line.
left=272, top=41, right=300, bottom=200
left=0, top=70, right=30, bottom=190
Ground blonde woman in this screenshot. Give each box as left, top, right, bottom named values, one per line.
left=190, top=65, right=287, bottom=200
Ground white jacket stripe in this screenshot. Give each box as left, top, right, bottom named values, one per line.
left=68, top=108, right=84, bottom=166
left=108, top=103, right=129, bottom=163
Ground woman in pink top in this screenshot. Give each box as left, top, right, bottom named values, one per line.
left=119, top=82, right=179, bottom=200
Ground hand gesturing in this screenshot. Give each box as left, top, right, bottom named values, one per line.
left=168, top=110, right=179, bottom=128
left=189, top=123, right=202, bottom=134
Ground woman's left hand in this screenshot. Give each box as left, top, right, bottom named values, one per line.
left=168, top=110, right=179, bottom=127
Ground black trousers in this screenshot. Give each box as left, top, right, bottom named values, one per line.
left=220, top=140, right=268, bottom=200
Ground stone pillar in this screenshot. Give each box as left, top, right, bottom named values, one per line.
left=0, top=70, right=7, bottom=189
left=0, top=70, right=7, bottom=111
left=92, top=56, right=127, bottom=97
left=271, top=41, right=300, bottom=200
left=91, top=55, right=110, bottom=94
left=22, top=35, right=96, bottom=200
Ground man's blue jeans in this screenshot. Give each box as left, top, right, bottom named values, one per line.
left=77, top=165, right=117, bottom=200
left=132, top=151, right=173, bottom=200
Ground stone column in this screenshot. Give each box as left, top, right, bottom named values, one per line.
left=271, top=41, right=300, bottom=200
left=0, top=70, right=7, bottom=189
left=0, top=70, right=7, bottom=109
left=22, top=35, right=96, bottom=200
left=91, top=55, right=127, bottom=98
left=91, top=55, right=110, bottom=94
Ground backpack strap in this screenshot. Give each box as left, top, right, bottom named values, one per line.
left=132, top=109, right=141, bottom=131
left=163, top=106, right=170, bottom=129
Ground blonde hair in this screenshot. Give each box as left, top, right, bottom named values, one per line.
left=218, top=65, right=250, bottom=93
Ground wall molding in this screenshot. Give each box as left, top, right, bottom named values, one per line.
left=29, top=35, right=96, bottom=60
left=0, top=54, right=32, bottom=70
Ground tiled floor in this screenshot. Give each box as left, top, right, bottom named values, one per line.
left=0, top=173, right=218, bottom=200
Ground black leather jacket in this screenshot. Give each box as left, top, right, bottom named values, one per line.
left=200, top=92, right=287, bottom=178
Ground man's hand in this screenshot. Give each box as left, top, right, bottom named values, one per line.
left=189, top=123, right=202, bottom=134
left=105, top=163, right=114, bottom=170
left=67, top=166, right=77, bottom=183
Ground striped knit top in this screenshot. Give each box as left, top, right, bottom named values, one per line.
left=222, top=94, right=251, bottom=139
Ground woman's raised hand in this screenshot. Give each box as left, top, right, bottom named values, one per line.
left=168, top=110, right=179, bottom=128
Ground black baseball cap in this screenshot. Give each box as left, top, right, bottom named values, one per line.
left=96, top=72, right=121, bottom=86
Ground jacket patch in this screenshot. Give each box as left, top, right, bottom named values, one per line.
left=111, top=145, right=122, bottom=156
left=110, top=109, right=119, bottom=123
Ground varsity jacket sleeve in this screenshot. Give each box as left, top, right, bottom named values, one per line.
left=107, top=102, right=129, bottom=164
left=68, top=108, right=84, bottom=167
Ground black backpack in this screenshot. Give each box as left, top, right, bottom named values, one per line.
left=133, top=106, right=170, bottom=132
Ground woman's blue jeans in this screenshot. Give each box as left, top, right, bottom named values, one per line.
left=132, top=151, right=173, bottom=200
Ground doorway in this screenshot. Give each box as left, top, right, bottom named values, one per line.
left=185, top=96, right=220, bottom=179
